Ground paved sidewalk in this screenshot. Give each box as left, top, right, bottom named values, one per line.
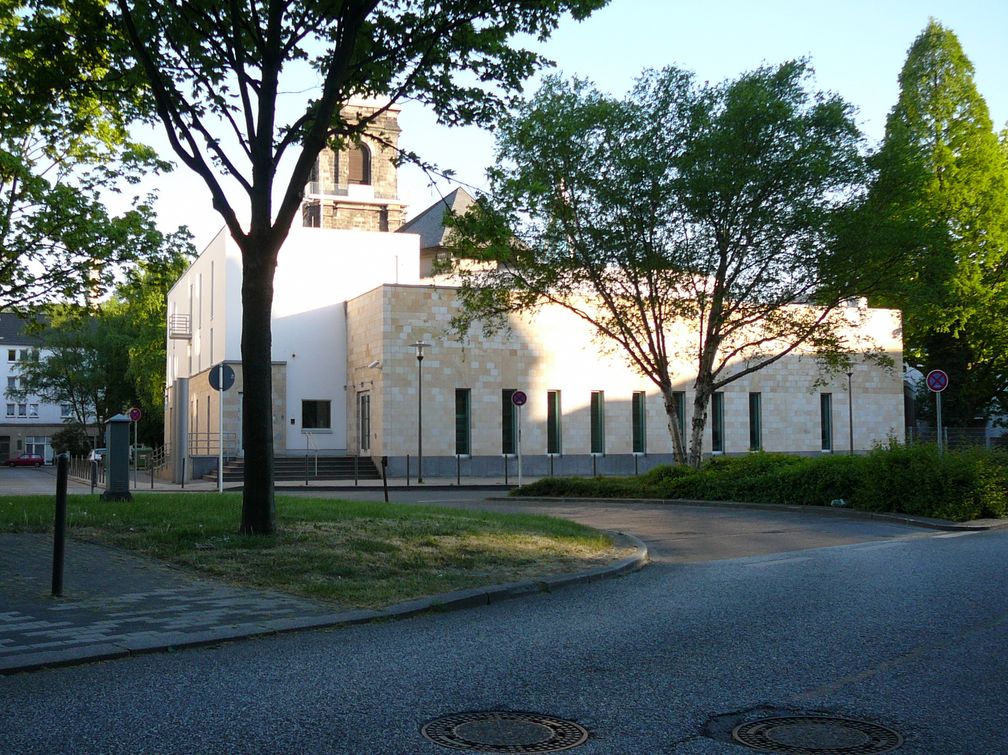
left=0, top=530, right=647, bottom=675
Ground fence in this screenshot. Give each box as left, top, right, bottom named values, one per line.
left=187, top=432, right=239, bottom=457
left=906, top=426, right=1008, bottom=450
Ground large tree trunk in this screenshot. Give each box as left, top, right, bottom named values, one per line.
left=239, top=242, right=279, bottom=535
left=688, top=377, right=714, bottom=469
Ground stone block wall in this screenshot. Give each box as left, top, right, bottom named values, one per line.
left=345, top=284, right=906, bottom=476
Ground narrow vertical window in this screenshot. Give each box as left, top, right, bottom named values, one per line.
left=359, top=392, right=371, bottom=452
left=590, top=390, right=605, bottom=454
left=748, top=392, right=762, bottom=451
left=820, top=393, right=833, bottom=452
left=197, top=273, right=202, bottom=329
left=632, top=391, right=647, bottom=454
left=501, top=389, right=517, bottom=454
left=348, top=144, right=371, bottom=185
left=455, top=388, right=471, bottom=455
left=673, top=391, right=686, bottom=442
left=209, top=261, right=215, bottom=320
left=711, top=392, right=725, bottom=453
left=547, top=390, right=562, bottom=454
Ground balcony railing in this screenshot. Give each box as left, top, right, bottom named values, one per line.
left=168, top=314, right=191, bottom=339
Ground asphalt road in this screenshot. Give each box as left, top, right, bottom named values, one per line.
left=2, top=493, right=1004, bottom=754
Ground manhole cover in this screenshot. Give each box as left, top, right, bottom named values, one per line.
left=732, top=716, right=903, bottom=753
left=421, top=711, right=589, bottom=752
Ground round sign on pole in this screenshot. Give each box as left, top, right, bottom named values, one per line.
left=926, top=369, right=948, bottom=393
left=128, top=407, right=142, bottom=422
left=511, top=390, right=527, bottom=407
left=209, top=363, right=236, bottom=391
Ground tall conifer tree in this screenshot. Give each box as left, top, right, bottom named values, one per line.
left=868, top=20, right=1008, bottom=426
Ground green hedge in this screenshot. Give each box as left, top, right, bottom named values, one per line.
left=514, top=446, right=1008, bottom=522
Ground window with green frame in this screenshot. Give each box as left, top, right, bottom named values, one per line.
left=590, top=390, right=605, bottom=454
left=673, top=391, right=686, bottom=442
left=820, top=393, right=833, bottom=451
left=711, top=392, right=725, bottom=453
left=547, top=390, right=562, bottom=454
left=632, top=391, right=646, bottom=453
left=501, top=389, right=517, bottom=454
left=455, top=388, right=471, bottom=455
left=748, top=392, right=762, bottom=451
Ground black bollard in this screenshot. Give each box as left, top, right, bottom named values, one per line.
left=52, top=452, right=69, bottom=597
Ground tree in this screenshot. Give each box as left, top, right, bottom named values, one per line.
left=0, top=1, right=174, bottom=310
left=865, top=21, right=1008, bottom=426
left=12, top=243, right=191, bottom=447
left=445, top=63, right=875, bottom=467
left=11, top=305, right=134, bottom=442
left=110, top=247, right=194, bottom=443
left=106, top=0, right=607, bottom=534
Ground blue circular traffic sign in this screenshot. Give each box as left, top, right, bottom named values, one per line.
left=926, top=369, right=948, bottom=393
left=209, top=363, right=236, bottom=391
left=511, top=390, right=527, bottom=407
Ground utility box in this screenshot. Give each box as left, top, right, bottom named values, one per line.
left=101, top=414, right=133, bottom=502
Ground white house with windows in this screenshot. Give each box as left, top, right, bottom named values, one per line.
left=164, top=99, right=906, bottom=480
left=0, top=313, right=79, bottom=462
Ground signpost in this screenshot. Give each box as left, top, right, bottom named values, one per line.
left=926, top=369, right=948, bottom=452
left=210, top=363, right=235, bottom=493
left=512, top=390, right=527, bottom=487
left=128, top=407, right=141, bottom=488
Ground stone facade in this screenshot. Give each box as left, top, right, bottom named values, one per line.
left=345, top=284, right=906, bottom=478
left=302, top=99, right=405, bottom=232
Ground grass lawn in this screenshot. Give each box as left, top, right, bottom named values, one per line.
left=0, top=493, right=619, bottom=608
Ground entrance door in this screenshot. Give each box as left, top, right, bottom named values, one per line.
left=0, top=435, right=9, bottom=460
left=357, top=392, right=371, bottom=454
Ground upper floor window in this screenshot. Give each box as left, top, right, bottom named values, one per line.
left=348, top=144, right=371, bottom=185
left=61, top=404, right=73, bottom=418
left=6, top=349, right=14, bottom=362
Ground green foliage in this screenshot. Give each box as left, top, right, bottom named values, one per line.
left=853, top=444, right=1008, bottom=520
left=0, top=1, right=175, bottom=310
left=103, top=0, right=608, bottom=534
left=515, top=447, right=1008, bottom=522
left=863, top=21, right=1008, bottom=425
left=448, top=62, right=874, bottom=468
left=49, top=423, right=92, bottom=455
left=0, top=493, right=612, bottom=608
left=11, top=247, right=191, bottom=445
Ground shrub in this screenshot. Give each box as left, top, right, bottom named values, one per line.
left=514, top=446, right=1008, bottom=522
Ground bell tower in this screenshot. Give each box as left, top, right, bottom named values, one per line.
left=302, top=97, right=406, bottom=232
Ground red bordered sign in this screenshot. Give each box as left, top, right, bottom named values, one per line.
left=926, top=369, right=948, bottom=393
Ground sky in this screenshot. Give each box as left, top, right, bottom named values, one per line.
left=138, top=0, right=1008, bottom=252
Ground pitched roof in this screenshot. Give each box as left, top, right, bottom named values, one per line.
left=398, top=187, right=475, bottom=250
left=0, top=312, right=43, bottom=346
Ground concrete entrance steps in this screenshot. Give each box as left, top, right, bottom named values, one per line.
left=205, top=456, right=381, bottom=483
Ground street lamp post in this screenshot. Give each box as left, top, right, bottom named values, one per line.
left=414, top=341, right=429, bottom=483
left=846, top=370, right=854, bottom=455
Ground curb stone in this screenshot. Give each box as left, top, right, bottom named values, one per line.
left=1, top=531, right=648, bottom=675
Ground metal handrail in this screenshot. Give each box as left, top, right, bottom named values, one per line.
left=305, top=432, right=318, bottom=478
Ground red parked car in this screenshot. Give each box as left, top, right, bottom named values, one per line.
left=6, top=453, right=45, bottom=467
